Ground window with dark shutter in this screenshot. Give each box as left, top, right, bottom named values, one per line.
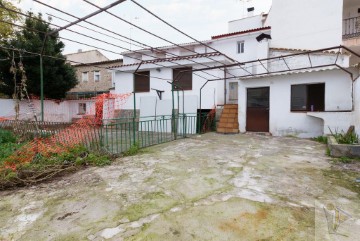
left=173, top=67, right=192, bottom=90
left=134, top=71, right=150, bottom=93
left=291, top=83, right=325, bottom=111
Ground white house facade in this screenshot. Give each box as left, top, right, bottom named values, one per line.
left=112, top=0, right=360, bottom=138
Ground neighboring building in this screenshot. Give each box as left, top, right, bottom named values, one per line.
left=113, top=0, right=360, bottom=138
left=65, top=50, right=123, bottom=99
left=66, top=49, right=109, bottom=65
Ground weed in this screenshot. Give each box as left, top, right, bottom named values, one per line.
left=0, top=145, right=112, bottom=190
left=123, top=142, right=141, bottom=156
left=329, top=128, right=359, bottom=145
left=0, top=129, right=16, bottom=144
left=313, top=136, right=328, bottom=144
left=326, top=148, right=331, bottom=156
left=338, top=156, right=353, bottom=164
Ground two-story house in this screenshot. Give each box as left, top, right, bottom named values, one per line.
left=112, top=0, right=360, bottom=138
left=65, top=50, right=123, bottom=99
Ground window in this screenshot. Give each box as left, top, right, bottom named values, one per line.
left=173, top=67, right=192, bottom=90
left=134, top=71, right=150, bottom=93
left=291, top=83, right=325, bottom=111
left=82, top=72, right=88, bottom=82
left=94, top=71, right=101, bottom=82
left=78, top=103, right=86, bottom=115
left=237, top=41, right=245, bottom=54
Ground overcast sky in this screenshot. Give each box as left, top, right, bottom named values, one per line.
left=17, top=0, right=272, bottom=59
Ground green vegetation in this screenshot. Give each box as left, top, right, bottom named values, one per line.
left=0, top=129, right=23, bottom=164
left=0, top=12, right=77, bottom=99
left=313, top=136, right=328, bottom=144
left=0, top=0, right=22, bottom=40
left=0, top=129, right=112, bottom=190
left=123, top=142, right=141, bottom=156
left=330, top=129, right=359, bottom=145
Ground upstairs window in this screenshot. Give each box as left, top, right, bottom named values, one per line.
left=237, top=41, right=245, bottom=54
left=291, top=83, right=325, bottom=111
left=173, top=67, right=192, bottom=90
left=94, top=71, right=101, bottom=82
left=134, top=71, right=150, bottom=93
left=82, top=72, right=88, bottom=82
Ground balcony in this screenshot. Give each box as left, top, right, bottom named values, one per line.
left=343, top=16, right=360, bottom=39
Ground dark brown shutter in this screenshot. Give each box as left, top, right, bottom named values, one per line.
left=134, top=71, right=150, bottom=93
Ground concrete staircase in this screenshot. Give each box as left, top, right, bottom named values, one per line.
left=217, top=104, right=239, bottom=134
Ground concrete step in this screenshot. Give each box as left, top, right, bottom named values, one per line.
left=217, top=104, right=239, bottom=134
left=217, top=127, right=239, bottom=134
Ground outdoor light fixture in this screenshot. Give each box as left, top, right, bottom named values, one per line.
left=256, top=33, right=272, bottom=42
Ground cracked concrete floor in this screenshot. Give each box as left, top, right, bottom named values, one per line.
left=1, top=133, right=359, bottom=241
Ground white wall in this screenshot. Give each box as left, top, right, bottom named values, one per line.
left=228, top=15, right=264, bottom=33
left=268, top=0, right=343, bottom=50
left=0, top=99, right=16, bottom=119
left=115, top=67, right=221, bottom=111
left=238, top=69, right=354, bottom=138
left=0, top=99, right=97, bottom=122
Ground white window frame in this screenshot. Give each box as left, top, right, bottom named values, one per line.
left=94, top=70, right=101, bottom=82
left=78, top=103, right=86, bottom=115
left=82, top=72, right=89, bottom=82
left=237, top=41, right=245, bottom=54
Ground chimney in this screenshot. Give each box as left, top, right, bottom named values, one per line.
left=78, top=49, right=82, bottom=53
left=247, top=7, right=255, bottom=17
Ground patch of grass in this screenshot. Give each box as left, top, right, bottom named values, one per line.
left=123, top=142, right=141, bottom=156
left=313, top=136, right=328, bottom=144
left=323, top=169, right=360, bottom=197
left=326, top=148, right=331, bottom=156
left=0, top=129, right=16, bottom=144
left=337, top=156, right=353, bottom=164
left=0, top=145, right=112, bottom=190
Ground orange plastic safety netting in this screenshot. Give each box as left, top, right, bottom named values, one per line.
left=1, top=93, right=131, bottom=170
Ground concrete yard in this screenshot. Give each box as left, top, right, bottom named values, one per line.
left=0, top=133, right=359, bottom=240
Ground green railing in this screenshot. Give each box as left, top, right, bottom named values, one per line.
left=101, top=114, right=201, bottom=154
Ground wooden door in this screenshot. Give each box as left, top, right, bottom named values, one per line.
left=246, top=87, right=269, bottom=132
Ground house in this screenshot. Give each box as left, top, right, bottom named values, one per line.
left=65, top=50, right=123, bottom=99
left=64, top=50, right=123, bottom=120
left=112, top=0, right=360, bottom=138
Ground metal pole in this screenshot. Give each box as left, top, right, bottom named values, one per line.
left=132, top=62, right=143, bottom=146
left=199, top=80, right=209, bottom=134
left=171, top=81, right=176, bottom=140
left=40, top=55, right=44, bottom=121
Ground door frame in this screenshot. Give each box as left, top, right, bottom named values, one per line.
left=246, top=86, right=270, bottom=132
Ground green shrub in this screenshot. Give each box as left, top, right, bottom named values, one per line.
left=0, top=129, right=16, bottom=144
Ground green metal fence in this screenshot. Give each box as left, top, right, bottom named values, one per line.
left=101, top=114, right=200, bottom=154
left=0, top=112, right=215, bottom=155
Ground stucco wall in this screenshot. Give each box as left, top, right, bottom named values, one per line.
left=0, top=99, right=96, bottom=123
left=238, top=69, right=354, bottom=138
left=114, top=67, right=221, bottom=110
left=268, top=0, right=343, bottom=50
left=228, top=15, right=264, bottom=33
left=69, top=61, right=122, bottom=93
